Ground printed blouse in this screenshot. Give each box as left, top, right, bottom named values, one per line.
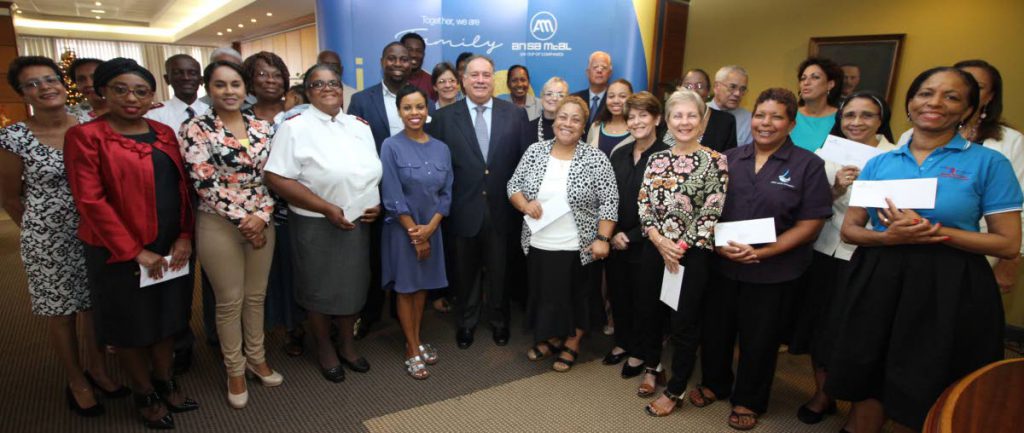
left=638, top=147, right=728, bottom=251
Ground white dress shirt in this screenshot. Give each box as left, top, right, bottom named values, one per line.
left=145, top=96, right=210, bottom=134
left=263, top=105, right=382, bottom=220
left=466, top=97, right=493, bottom=134
left=382, top=84, right=403, bottom=137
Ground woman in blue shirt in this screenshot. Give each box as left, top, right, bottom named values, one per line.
left=791, top=57, right=842, bottom=152
left=827, top=67, right=1022, bottom=433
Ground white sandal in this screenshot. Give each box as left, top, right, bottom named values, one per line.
left=418, top=344, right=438, bottom=365
left=405, top=355, right=430, bottom=380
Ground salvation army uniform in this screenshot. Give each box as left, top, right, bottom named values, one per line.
left=699, top=138, right=832, bottom=415
left=263, top=105, right=382, bottom=316
left=826, top=134, right=1023, bottom=430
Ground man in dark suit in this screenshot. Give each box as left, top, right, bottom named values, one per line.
left=572, top=51, right=613, bottom=126
left=347, top=41, right=411, bottom=340
left=427, top=55, right=531, bottom=349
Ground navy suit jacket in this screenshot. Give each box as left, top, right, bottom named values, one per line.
left=427, top=97, right=532, bottom=237
left=348, top=82, right=436, bottom=152
left=572, top=88, right=608, bottom=126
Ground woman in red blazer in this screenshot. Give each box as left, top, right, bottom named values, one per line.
left=64, top=58, right=198, bottom=430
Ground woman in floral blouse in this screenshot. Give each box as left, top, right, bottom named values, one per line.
left=508, top=95, right=618, bottom=372
left=638, top=89, right=728, bottom=416
left=179, top=61, right=282, bottom=409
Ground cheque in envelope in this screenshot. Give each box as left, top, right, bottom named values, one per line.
left=848, top=178, right=937, bottom=209
left=817, top=135, right=888, bottom=169
left=713, top=218, right=777, bottom=247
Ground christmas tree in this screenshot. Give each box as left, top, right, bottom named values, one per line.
left=58, top=49, right=85, bottom=107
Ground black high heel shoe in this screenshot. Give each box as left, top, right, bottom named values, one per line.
left=152, top=377, right=199, bottom=413
left=621, top=359, right=645, bottom=378
left=797, top=399, right=837, bottom=424
left=66, top=386, right=105, bottom=417
left=133, top=392, right=174, bottom=430
left=85, top=371, right=131, bottom=398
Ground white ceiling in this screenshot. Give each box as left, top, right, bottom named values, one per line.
left=11, top=0, right=315, bottom=45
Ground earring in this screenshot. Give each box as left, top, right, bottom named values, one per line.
left=906, top=112, right=911, bottom=121
left=980, top=106, right=988, bottom=120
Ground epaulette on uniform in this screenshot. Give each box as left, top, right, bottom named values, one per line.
left=150, top=102, right=165, bottom=109
left=286, top=112, right=303, bottom=121
left=354, top=116, right=369, bottom=126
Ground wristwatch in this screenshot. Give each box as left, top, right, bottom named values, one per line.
left=595, top=234, right=610, bottom=242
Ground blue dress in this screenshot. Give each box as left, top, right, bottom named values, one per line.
left=791, top=111, right=835, bottom=151
left=380, top=133, right=453, bottom=293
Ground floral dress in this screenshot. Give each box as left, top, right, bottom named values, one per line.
left=178, top=111, right=275, bottom=224
left=638, top=147, right=728, bottom=250
left=0, top=122, right=90, bottom=316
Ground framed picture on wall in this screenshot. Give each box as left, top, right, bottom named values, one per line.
left=809, top=34, right=905, bottom=103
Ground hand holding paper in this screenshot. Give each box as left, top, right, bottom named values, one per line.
left=714, top=218, right=777, bottom=247
left=848, top=178, right=937, bottom=209
left=525, top=198, right=571, bottom=233
left=660, top=266, right=684, bottom=311
left=817, top=135, right=887, bottom=169
left=140, top=255, right=190, bottom=288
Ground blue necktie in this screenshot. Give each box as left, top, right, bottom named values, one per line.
left=589, top=95, right=600, bottom=124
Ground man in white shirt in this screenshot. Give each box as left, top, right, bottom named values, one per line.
left=146, top=54, right=208, bottom=133
left=571, top=51, right=612, bottom=125
left=709, top=65, right=754, bottom=146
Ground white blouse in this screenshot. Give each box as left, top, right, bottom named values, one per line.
left=263, top=105, right=382, bottom=220
left=529, top=156, right=579, bottom=251
left=813, top=135, right=897, bottom=260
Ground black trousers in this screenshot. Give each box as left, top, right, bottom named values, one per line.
left=664, top=248, right=711, bottom=395
left=699, top=271, right=793, bottom=414
left=633, top=244, right=670, bottom=367
left=605, top=243, right=644, bottom=350
left=451, top=214, right=509, bottom=329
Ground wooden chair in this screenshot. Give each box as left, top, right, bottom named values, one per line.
left=922, top=358, right=1024, bottom=433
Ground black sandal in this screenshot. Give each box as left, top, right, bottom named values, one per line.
left=527, top=341, right=560, bottom=361
left=133, top=392, right=174, bottom=430
left=152, top=377, right=199, bottom=413
left=688, top=385, right=717, bottom=408
left=645, top=389, right=684, bottom=417
left=552, top=347, right=578, bottom=372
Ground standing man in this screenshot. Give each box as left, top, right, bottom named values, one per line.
left=840, top=63, right=861, bottom=97
left=316, top=50, right=356, bottom=111
left=400, top=33, right=436, bottom=100
left=710, top=65, right=753, bottom=146
left=572, top=51, right=612, bottom=125
left=428, top=55, right=531, bottom=349
left=146, top=54, right=208, bottom=132
left=346, top=42, right=413, bottom=340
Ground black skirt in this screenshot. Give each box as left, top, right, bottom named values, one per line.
left=86, top=146, right=192, bottom=348
left=525, top=247, right=600, bottom=342
left=824, top=244, right=1004, bottom=430
left=788, top=251, right=848, bottom=366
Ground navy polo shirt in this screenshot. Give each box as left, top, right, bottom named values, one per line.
left=860, top=134, right=1023, bottom=232
left=715, top=139, right=833, bottom=283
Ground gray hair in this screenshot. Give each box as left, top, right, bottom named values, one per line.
left=589, top=51, right=612, bottom=67
left=209, top=47, right=242, bottom=64
left=541, top=76, right=568, bottom=93
left=461, top=54, right=494, bottom=76
left=714, top=65, right=748, bottom=82
left=665, top=89, right=707, bottom=122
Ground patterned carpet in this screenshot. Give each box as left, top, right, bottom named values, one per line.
left=0, top=218, right=869, bottom=432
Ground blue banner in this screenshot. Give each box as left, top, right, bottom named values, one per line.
left=316, top=0, right=650, bottom=96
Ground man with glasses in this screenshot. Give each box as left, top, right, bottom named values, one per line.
left=669, top=68, right=737, bottom=152
left=572, top=51, right=613, bottom=125
left=146, top=54, right=208, bottom=133
left=710, top=65, right=753, bottom=146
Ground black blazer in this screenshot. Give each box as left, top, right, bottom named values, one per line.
left=348, top=82, right=436, bottom=152
left=572, top=88, right=607, bottom=125
left=427, top=98, right=532, bottom=237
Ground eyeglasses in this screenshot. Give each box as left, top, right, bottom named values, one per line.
left=683, top=82, right=706, bottom=90
left=841, top=111, right=880, bottom=121
left=107, top=84, right=153, bottom=99
left=309, top=80, right=341, bottom=90
left=543, top=91, right=565, bottom=98
left=20, top=75, right=63, bottom=91
left=256, top=70, right=284, bottom=80
left=718, top=82, right=748, bottom=94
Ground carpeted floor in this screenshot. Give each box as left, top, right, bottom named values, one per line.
left=0, top=218, right=872, bottom=432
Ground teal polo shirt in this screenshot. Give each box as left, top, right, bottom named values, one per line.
left=860, top=134, right=1023, bottom=232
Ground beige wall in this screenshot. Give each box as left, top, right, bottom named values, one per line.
left=240, top=25, right=319, bottom=84
left=683, top=0, right=1024, bottom=136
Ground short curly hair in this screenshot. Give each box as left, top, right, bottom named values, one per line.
left=242, top=51, right=290, bottom=94
left=754, top=88, right=799, bottom=122
left=6, top=56, right=65, bottom=96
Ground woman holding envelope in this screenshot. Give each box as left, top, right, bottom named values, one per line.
left=792, top=91, right=897, bottom=426
left=637, top=89, right=728, bottom=415
left=690, top=88, right=832, bottom=431
left=64, top=58, right=199, bottom=429
left=508, top=95, right=618, bottom=372
left=827, top=67, right=1022, bottom=433
left=263, top=64, right=383, bottom=383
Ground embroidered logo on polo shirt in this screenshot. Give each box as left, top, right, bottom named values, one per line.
left=939, top=166, right=970, bottom=180
left=771, top=169, right=796, bottom=189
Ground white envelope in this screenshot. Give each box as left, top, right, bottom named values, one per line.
left=817, top=135, right=887, bottom=169
left=343, top=191, right=382, bottom=225
left=140, top=256, right=190, bottom=288
left=848, top=178, right=937, bottom=209
left=714, top=218, right=777, bottom=247
left=660, top=266, right=685, bottom=311
left=525, top=197, right=572, bottom=233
